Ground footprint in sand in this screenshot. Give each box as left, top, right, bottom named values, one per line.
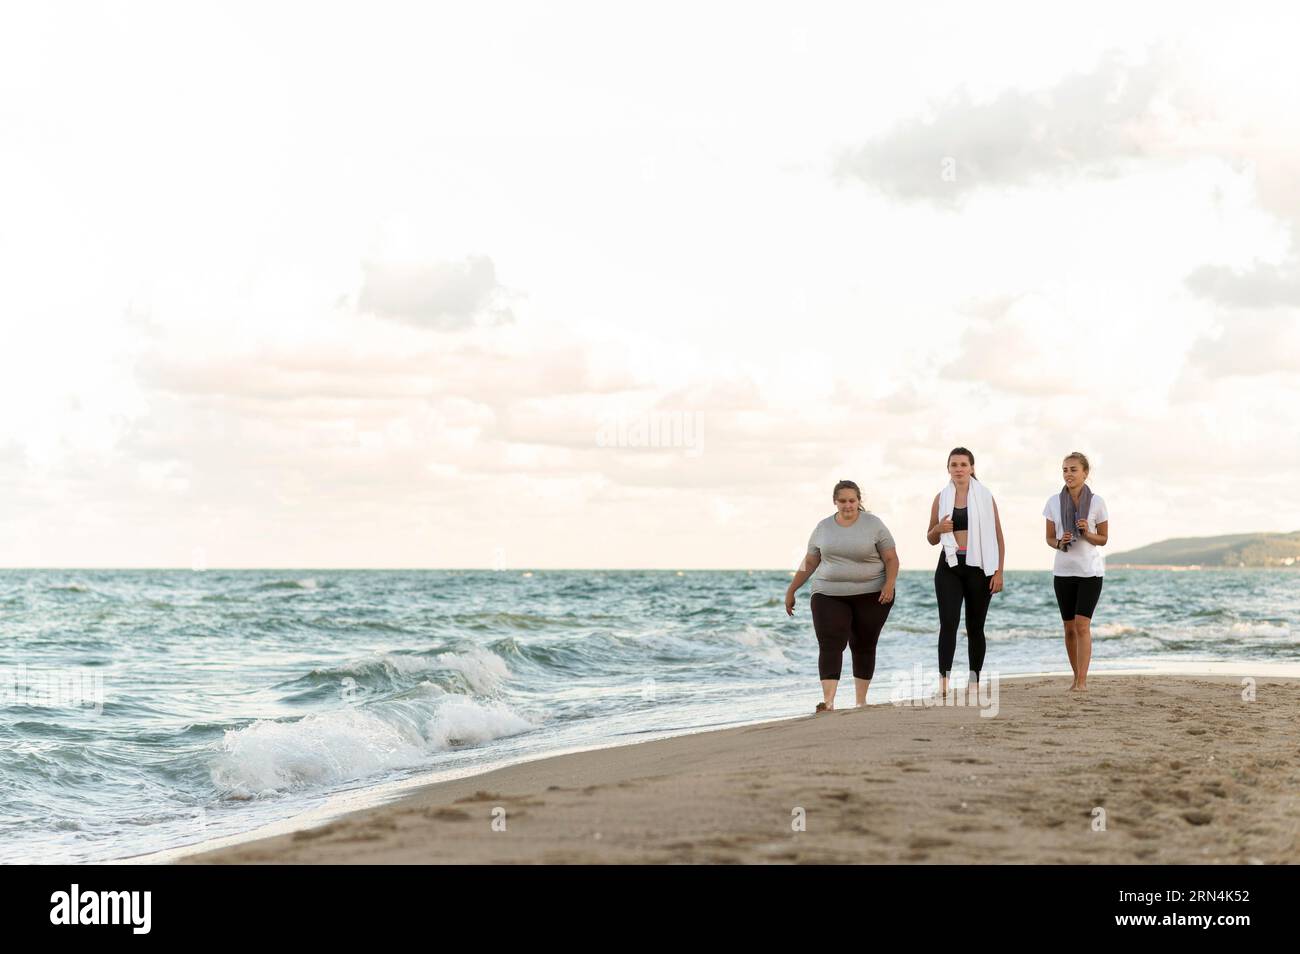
left=455, top=790, right=503, bottom=803
left=425, top=807, right=471, bottom=821
left=909, top=836, right=953, bottom=850
left=292, top=822, right=343, bottom=842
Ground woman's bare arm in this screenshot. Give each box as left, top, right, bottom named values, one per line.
left=785, top=551, right=821, bottom=615
left=992, top=498, right=1006, bottom=574
left=926, top=495, right=945, bottom=546
left=879, top=547, right=899, bottom=603
left=788, top=551, right=821, bottom=592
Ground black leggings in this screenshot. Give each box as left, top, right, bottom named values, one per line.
left=934, top=553, right=992, bottom=678
left=1054, top=575, right=1103, bottom=621
left=810, top=591, right=893, bottom=680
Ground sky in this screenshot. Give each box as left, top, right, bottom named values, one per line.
left=2, top=1, right=1298, bottom=570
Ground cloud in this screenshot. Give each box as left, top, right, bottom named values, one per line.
left=0, top=440, right=25, bottom=491
left=357, top=255, right=514, bottom=329
left=135, top=334, right=635, bottom=407
left=872, top=383, right=934, bottom=416
left=1185, top=261, right=1300, bottom=308
left=1182, top=312, right=1300, bottom=379
left=835, top=49, right=1178, bottom=205
left=940, top=294, right=1087, bottom=395
left=840, top=40, right=1300, bottom=332
left=135, top=351, right=436, bottom=402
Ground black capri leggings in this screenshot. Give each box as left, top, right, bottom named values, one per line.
left=934, top=553, right=992, bottom=678
left=1053, top=575, right=1103, bottom=621
left=810, top=591, right=893, bottom=681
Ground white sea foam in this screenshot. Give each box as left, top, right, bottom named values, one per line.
left=732, top=625, right=791, bottom=667
left=332, top=647, right=510, bottom=689
left=210, top=694, right=532, bottom=797
left=437, top=648, right=510, bottom=691
left=1094, top=623, right=1139, bottom=637
left=335, top=652, right=435, bottom=678
left=1228, top=621, right=1292, bottom=639
left=423, top=696, right=533, bottom=749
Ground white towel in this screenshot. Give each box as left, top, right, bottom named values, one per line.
left=938, top=477, right=1000, bottom=574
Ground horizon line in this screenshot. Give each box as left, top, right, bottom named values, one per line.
left=0, top=564, right=1286, bottom=573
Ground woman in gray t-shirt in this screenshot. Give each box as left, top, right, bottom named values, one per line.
left=785, top=479, right=899, bottom=712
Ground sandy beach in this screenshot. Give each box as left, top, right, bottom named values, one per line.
left=174, top=673, right=1300, bottom=864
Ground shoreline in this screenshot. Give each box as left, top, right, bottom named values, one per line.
left=118, top=713, right=790, bottom=865
left=151, top=663, right=1300, bottom=865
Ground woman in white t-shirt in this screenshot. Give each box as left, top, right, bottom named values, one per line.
left=1042, top=451, right=1109, bottom=692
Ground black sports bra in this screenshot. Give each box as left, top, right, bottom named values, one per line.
left=952, top=506, right=968, bottom=532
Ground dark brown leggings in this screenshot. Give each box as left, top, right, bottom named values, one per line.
left=810, top=591, right=893, bottom=680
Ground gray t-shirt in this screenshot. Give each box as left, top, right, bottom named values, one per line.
left=806, top=512, right=897, bottom=596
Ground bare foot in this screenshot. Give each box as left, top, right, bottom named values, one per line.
left=1076, top=684, right=1088, bottom=693
left=815, top=702, right=834, bottom=713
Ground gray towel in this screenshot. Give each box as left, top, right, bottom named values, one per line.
left=1059, top=484, right=1093, bottom=552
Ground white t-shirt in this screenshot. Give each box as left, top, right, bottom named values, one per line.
left=1042, top=493, right=1109, bottom=577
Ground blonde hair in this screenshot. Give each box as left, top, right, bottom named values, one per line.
left=1063, top=451, right=1091, bottom=474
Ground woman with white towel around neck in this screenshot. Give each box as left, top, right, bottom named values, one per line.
left=1043, top=451, right=1109, bottom=692
left=926, top=447, right=1005, bottom=699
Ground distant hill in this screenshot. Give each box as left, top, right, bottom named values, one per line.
left=1109, top=531, right=1300, bottom=568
